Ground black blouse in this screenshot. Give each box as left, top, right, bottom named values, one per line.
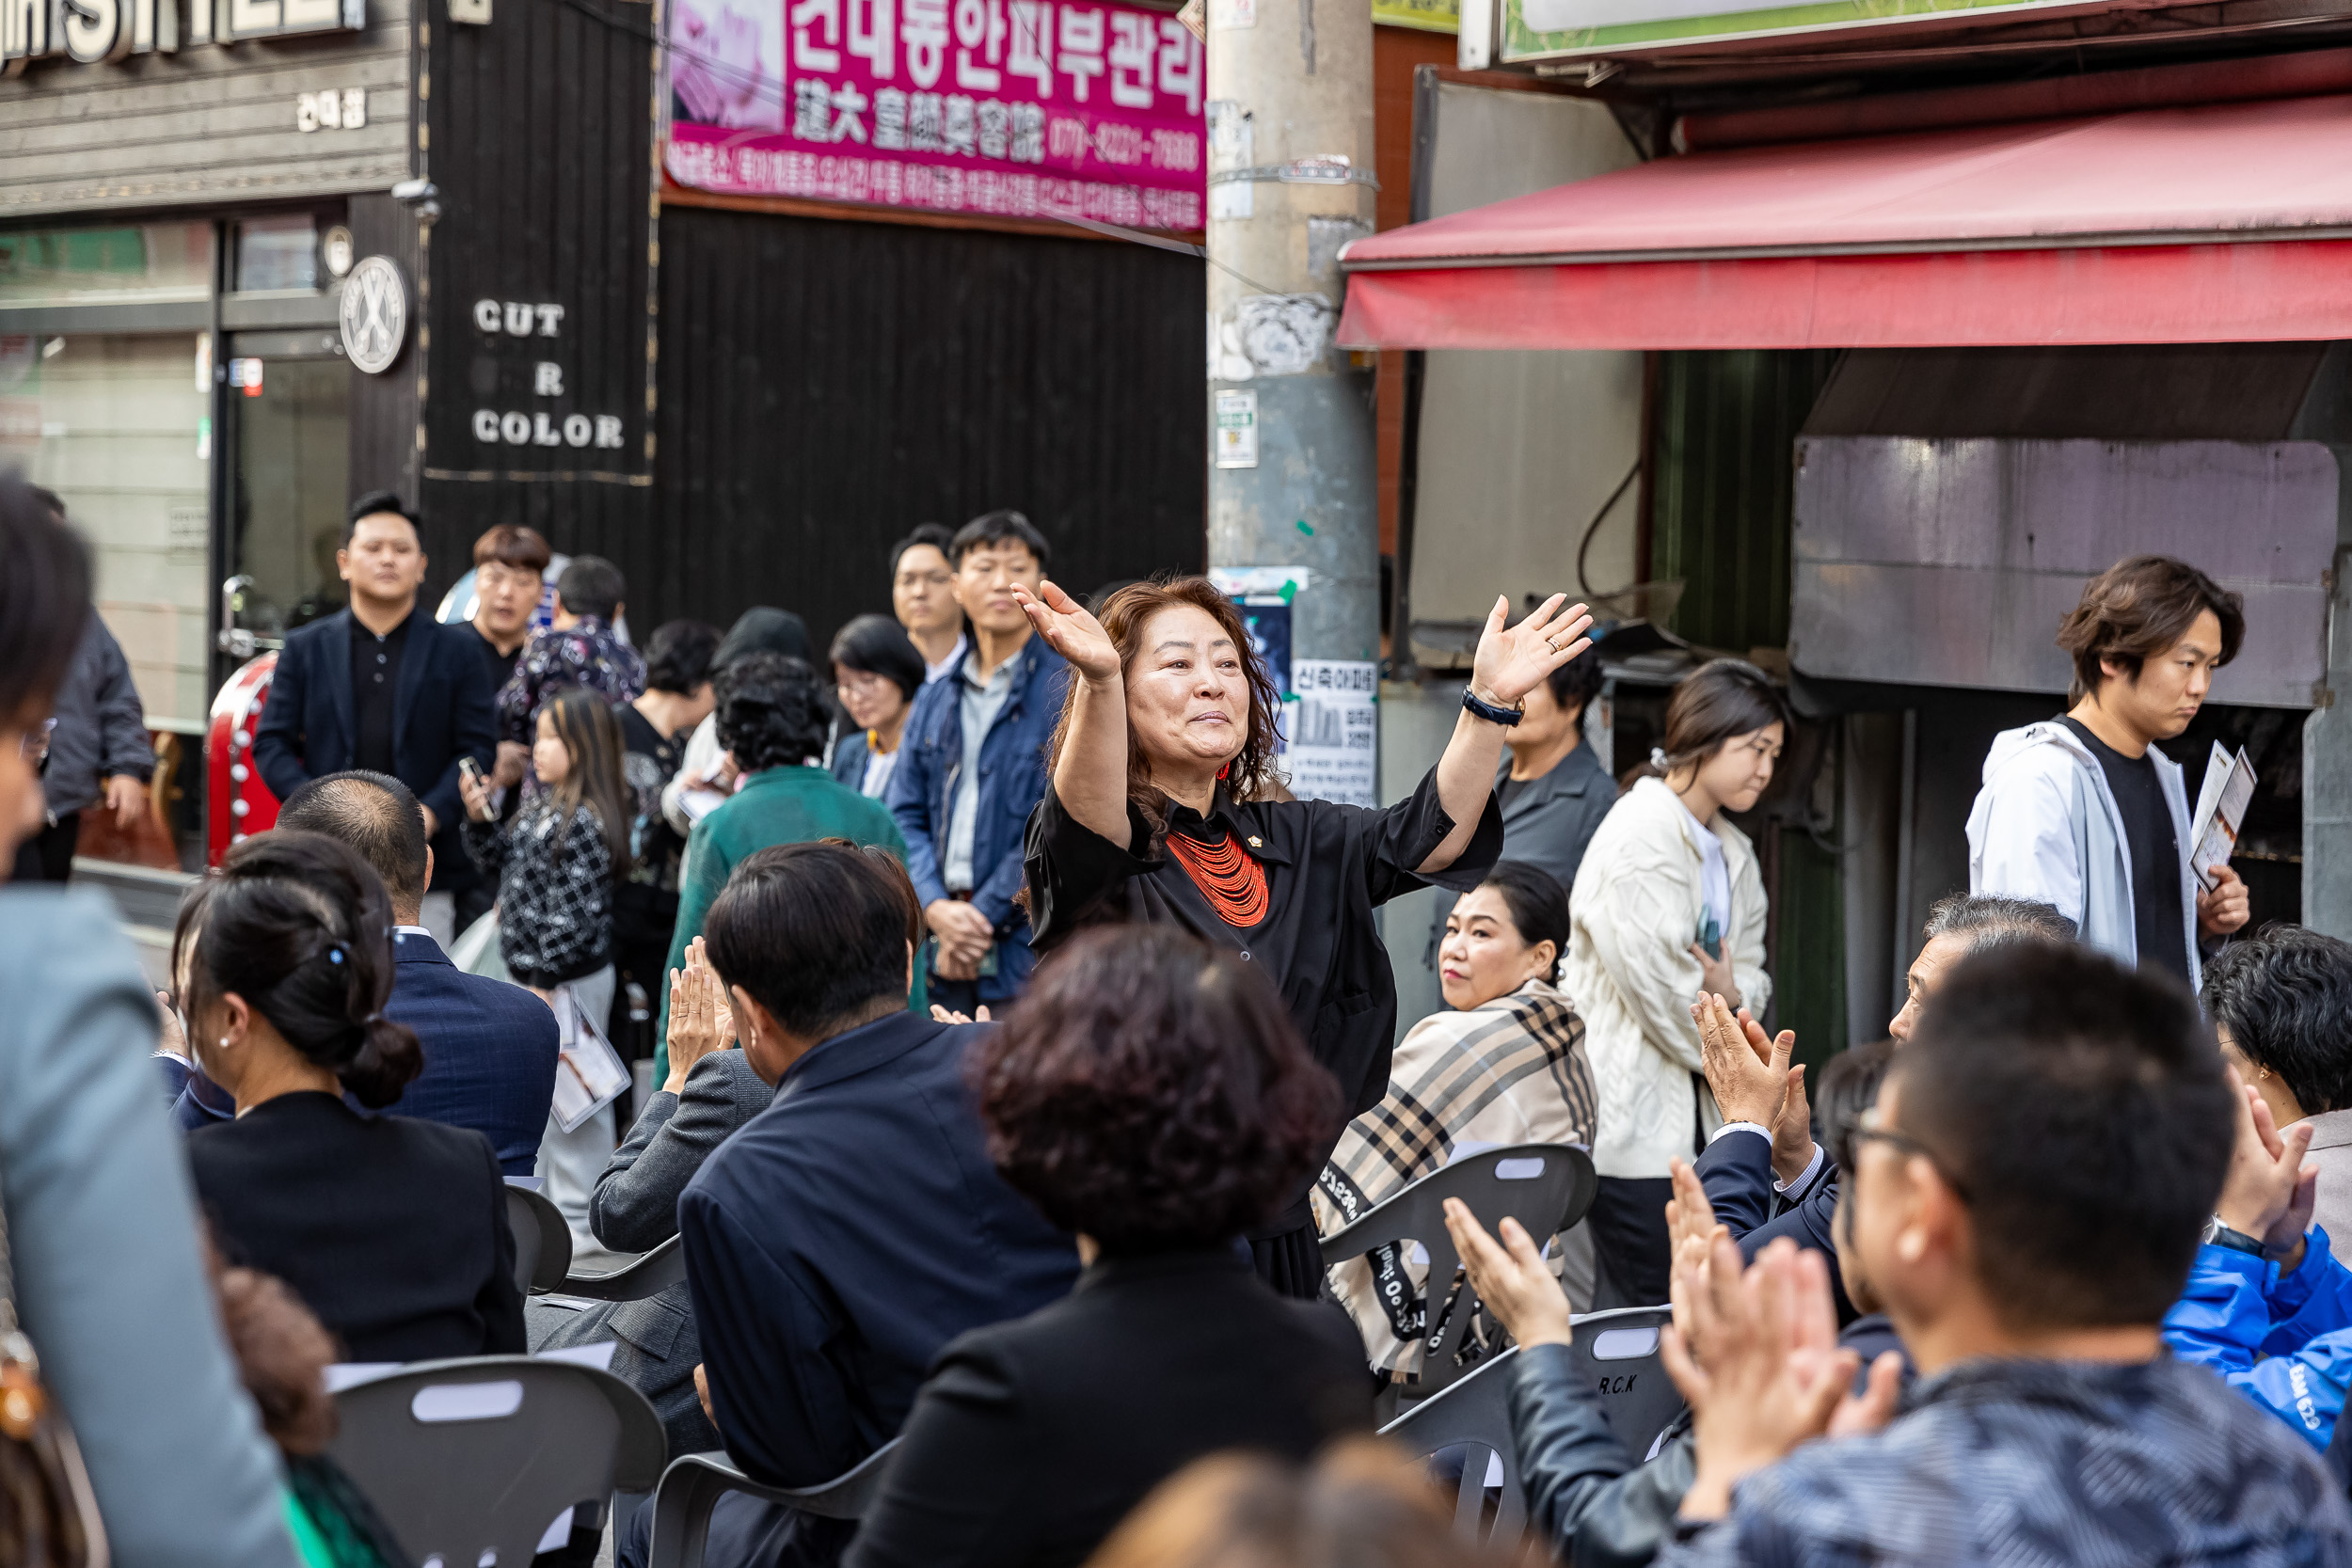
left=1025, top=767, right=1503, bottom=1156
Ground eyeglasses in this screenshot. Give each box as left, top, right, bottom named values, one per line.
left=836, top=670, right=898, bottom=699
left=18, top=718, right=56, bottom=764
left=1847, top=1106, right=1973, bottom=1203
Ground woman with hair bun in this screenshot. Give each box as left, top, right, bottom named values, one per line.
left=180, top=830, right=526, bottom=1363
left=1564, top=657, right=1789, bottom=1309
left=652, top=652, right=920, bottom=1084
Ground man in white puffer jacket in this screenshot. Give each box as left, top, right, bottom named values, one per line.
left=1967, top=554, right=2252, bottom=992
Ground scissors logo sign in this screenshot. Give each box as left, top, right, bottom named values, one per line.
left=339, top=256, right=407, bottom=374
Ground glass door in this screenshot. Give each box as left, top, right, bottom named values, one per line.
left=224, top=348, right=351, bottom=650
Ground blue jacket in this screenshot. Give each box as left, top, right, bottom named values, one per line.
left=1694, top=1124, right=1852, bottom=1319
left=253, top=608, right=498, bottom=862
left=2164, top=1227, right=2352, bottom=1452
left=172, top=930, right=560, bottom=1178
left=680, top=1010, right=1080, bottom=1495
left=885, top=636, right=1069, bottom=1002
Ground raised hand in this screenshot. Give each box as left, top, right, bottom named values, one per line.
left=1013, top=578, right=1120, bottom=682
left=1470, top=594, right=1595, bottom=710
left=1694, top=991, right=1793, bottom=1131
left=1442, top=1197, right=1574, bottom=1350
left=663, top=937, right=737, bottom=1093
left=2217, top=1069, right=2317, bottom=1268
left=1662, top=1237, right=1860, bottom=1523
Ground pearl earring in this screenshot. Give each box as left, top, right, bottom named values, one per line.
left=218, top=1037, right=230, bottom=1049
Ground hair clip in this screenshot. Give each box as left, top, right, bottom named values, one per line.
left=1650, top=747, right=1672, bottom=769
left=325, top=942, right=346, bottom=966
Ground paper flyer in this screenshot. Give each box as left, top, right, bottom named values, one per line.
left=2188, top=741, right=2256, bottom=894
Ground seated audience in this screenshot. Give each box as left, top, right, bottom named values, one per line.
left=623, top=842, right=1079, bottom=1568
left=2164, top=1070, right=2352, bottom=1452
left=1620, top=945, right=2347, bottom=1561
left=1317, top=861, right=1597, bottom=1377
left=827, top=612, right=927, bottom=800
left=531, top=937, right=768, bottom=1458
left=0, top=467, right=303, bottom=1566
left=1081, top=1440, right=1520, bottom=1568
left=178, top=832, right=526, bottom=1364
left=1691, top=891, right=2075, bottom=1317
left=653, top=651, right=915, bottom=1085
left=174, top=769, right=561, bottom=1174
left=1447, top=1038, right=1902, bottom=1568
left=2203, top=924, right=2352, bottom=1264
left=849, top=925, right=1369, bottom=1568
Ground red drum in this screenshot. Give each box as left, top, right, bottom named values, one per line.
left=206, top=652, right=280, bottom=867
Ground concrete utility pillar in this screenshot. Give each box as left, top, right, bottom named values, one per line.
left=1203, top=0, right=1381, bottom=720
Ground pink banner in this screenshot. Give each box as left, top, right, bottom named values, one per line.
left=666, top=0, right=1205, bottom=230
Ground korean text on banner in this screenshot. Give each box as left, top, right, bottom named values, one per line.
left=665, top=0, right=1207, bottom=230
left=1289, top=658, right=1376, bottom=809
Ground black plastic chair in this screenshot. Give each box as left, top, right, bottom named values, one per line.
left=503, top=1180, right=573, bottom=1294
left=1318, top=1143, right=1598, bottom=1398
left=1563, top=1304, right=1682, bottom=1459
left=328, top=1354, right=666, bottom=1567
left=645, top=1440, right=902, bottom=1568
left=1378, top=1344, right=1523, bottom=1545
left=559, top=1233, right=686, bottom=1302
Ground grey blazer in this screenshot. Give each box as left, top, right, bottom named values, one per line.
left=532, top=1048, right=773, bottom=1458
left=0, top=889, right=300, bottom=1567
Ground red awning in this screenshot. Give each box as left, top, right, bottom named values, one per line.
left=1336, top=93, right=2352, bottom=350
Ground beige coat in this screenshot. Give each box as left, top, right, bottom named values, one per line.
left=1563, top=775, right=1772, bottom=1180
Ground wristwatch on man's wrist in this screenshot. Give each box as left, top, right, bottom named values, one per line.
left=2205, top=1218, right=2285, bottom=1259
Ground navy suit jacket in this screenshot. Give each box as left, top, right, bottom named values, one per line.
left=253, top=609, right=497, bottom=860
left=172, top=932, right=559, bottom=1178
left=1694, top=1127, right=1853, bottom=1321
left=681, top=1010, right=1080, bottom=1494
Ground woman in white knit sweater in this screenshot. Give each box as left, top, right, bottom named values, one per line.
left=1563, top=659, right=1788, bottom=1307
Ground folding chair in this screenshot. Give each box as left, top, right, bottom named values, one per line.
left=1378, top=1345, right=1523, bottom=1546
left=559, top=1233, right=686, bottom=1302
left=645, top=1439, right=902, bottom=1568
left=1564, top=1305, right=1682, bottom=1459
left=1319, top=1143, right=1598, bottom=1400
left=328, top=1354, right=665, bottom=1567
left=503, top=1180, right=574, bottom=1294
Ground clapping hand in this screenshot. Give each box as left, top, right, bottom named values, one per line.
left=1470, top=594, right=1595, bottom=711
left=1663, top=1235, right=1903, bottom=1523
left=929, top=1004, right=993, bottom=1024
left=1693, top=993, right=1813, bottom=1185
left=2216, top=1068, right=2316, bottom=1271
left=1443, top=1197, right=1574, bottom=1350
left=663, top=937, right=737, bottom=1093
left=1013, top=579, right=1120, bottom=684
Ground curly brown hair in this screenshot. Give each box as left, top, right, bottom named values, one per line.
left=1042, top=575, right=1286, bottom=846
left=972, top=925, right=1341, bottom=1253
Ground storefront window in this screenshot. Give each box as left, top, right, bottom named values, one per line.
left=0, top=333, right=213, bottom=731
left=231, top=355, right=350, bottom=637
left=234, top=215, right=321, bottom=293
left=0, top=223, right=214, bottom=307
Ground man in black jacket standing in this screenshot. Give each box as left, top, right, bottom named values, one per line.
left=253, top=492, right=496, bottom=940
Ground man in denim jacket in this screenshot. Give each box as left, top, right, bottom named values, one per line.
left=887, top=510, right=1069, bottom=1015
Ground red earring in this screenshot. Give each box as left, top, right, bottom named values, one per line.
left=1217, top=762, right=1232, bottom=782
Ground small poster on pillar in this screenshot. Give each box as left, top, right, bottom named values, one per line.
left=663, top=0, right=1207, bottom=231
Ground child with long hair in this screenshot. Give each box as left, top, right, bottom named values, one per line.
left=461, top=685, right=632, bottom=1255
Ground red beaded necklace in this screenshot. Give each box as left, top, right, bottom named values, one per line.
left=1166, top=830, right=1268, bottom=929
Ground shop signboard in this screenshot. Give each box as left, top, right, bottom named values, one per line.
left=1497, top=0, right=2127, bottom=61
left=4, top=0, right=362, bottom=71
left=1374, top=0, right=1456, bottom=32
left=664, top=0, right=1208, bottom=230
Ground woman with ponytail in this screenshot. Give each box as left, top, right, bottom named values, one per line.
left=1562, top=657, right=1789, bottom=1310
left=649, top=652, right=917, bottom=1085
left=179, top=830, right=526, bottom=1363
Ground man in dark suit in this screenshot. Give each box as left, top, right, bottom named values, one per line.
left=616, top=842, right=1079, bottom=1568
left=266, top=771, right=558, bottom=1174
left=253, top=492, right=496, bottom=939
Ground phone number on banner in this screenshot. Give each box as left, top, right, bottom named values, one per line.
left=668, top=132, right=1203, bottom=228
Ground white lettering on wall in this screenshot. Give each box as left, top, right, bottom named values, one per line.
left=7, top=0, right=351, bottom=70
left=295, top=87, right=367, bottom=131
left=533, top=361, right=564, bottom=396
